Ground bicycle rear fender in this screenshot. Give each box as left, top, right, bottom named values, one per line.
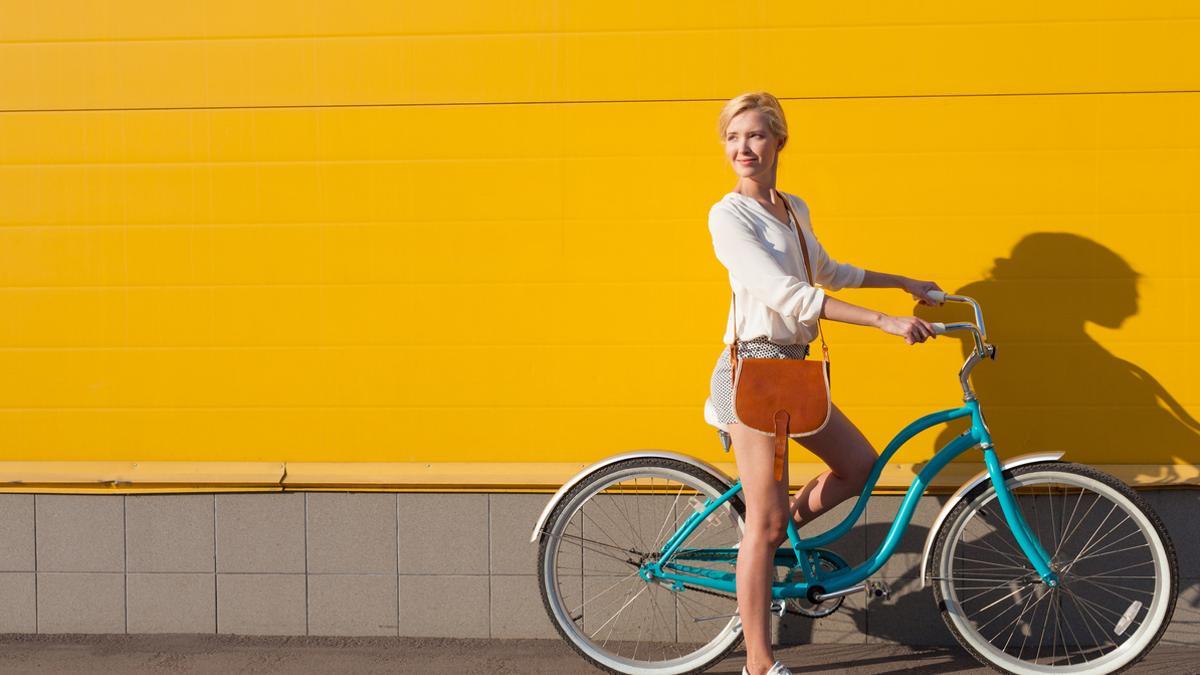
left=918, top=451, right=1064, bottom=588
left=528, top=450, right=736, bottom=544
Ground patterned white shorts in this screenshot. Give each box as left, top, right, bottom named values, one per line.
left=708, top=337, right=811, bottom=424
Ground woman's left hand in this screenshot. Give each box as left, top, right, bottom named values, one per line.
left=902, top=278, right=945, bottom=305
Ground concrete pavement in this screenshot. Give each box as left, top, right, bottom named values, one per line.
left=0, top=634, right=1194, bottom=674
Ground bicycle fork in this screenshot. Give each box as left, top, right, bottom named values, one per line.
left=982, top=447, right=1059, bottom=587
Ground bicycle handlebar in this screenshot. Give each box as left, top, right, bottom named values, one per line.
left=922, top=292, right=992, bottom=361
left=920, top=291, right=996, bottom=399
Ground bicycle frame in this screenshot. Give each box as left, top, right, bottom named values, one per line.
left=644, top=399, right=1059, bottom=600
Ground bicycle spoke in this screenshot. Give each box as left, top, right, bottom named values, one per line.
left=549, top=530, right=641, bottom=565
left=1063, top=529, right=1143, bottom=574
left=1060, top=504, right=1122, bottom=571
left=597, top=493, right=648, bottom=556
left=1070, top=542, right=1150, bottom=566
left=1057, top=591, right=1089, bottom=665
left=936, top=467, right=1174, bottom=673
left=1060, top=585, right=1115, bottom=648
left=569, top=571, right=642, bottom=619
left=652, top=482, right=687, bottom=551
left=978, top=585, right=1047, bottom=640
left=539, top=461, right=744, bottom=672
left=966, top=508, right=1029, bottom=560
left=1055, top=492, right=1103, bottom=560
left=1073, top=575, right=1154, bottom=598
left=960, top=540, right=1033, bottom=568
left=1000, top=586, right=1039, bottom=653
left=972, top=583, right=1037, bottom=623
left=1070, top=559, right=1155, bottom=579
left=580, top=506, right=636, bottom=558
left=1054, top=485, right=1088, bottom=560
left=1033, top=587, right=1052, bottom=664
left=592, top=583, right=648, bottom=644
left=953, top=554, right=1034, bottom=572
left=646, top=584, right=677, bottom=642
left=1061, top=585, right=1126, bottom=623
left=1047, top=483, right=1059, bottom=562
left=959, top=577, right=1032, bottom=605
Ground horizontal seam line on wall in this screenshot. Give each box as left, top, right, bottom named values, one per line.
left=0, top=215, right=1197, bottom=228
left=3, top=88, right=1200, bottom=115
left=1, top=16, right=1199, bottom=45
left=0, top=277, right=1180, bottom=289
left=0, top=341, right=1188, bottom=348
left=0, top=401, right=1195, bottom=408
left=5, top=147, right=1200, bottom=167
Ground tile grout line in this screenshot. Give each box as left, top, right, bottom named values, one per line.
left=395, top=493, right=400, bottom=637
left=32, top=495, right=38, bottom=634
left=487, top=494, right=492, bottom=639
left=212, top=494, right=218, bottom=634
left=123, top=495, right=128, bottom=634
left=403, top=492, right=408, bottom=634
left=303, top=492, right=309, bottom=636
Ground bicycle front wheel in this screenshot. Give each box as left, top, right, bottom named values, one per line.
left=932, top=462, right=1177, bottom=674
left=537, top=457, right=746, bottom=675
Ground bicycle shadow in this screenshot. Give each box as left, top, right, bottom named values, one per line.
left=776, top=512, right=1169, bottom=659
left=776, top=518, right=961, bottom=649
left=775, top=233, right=1200, bottom=650
left=914, top=232, right=1200, bottom=647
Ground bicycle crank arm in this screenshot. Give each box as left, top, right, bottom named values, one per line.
left=810, top=584, right=866, bottom=602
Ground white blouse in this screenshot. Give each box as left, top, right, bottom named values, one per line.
left=709, top=190, right=865, bottom=346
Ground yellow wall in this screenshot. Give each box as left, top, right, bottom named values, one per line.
left=0, top=3, right=1197, bottom=487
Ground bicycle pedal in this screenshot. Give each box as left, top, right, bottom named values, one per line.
left=865, top=580, right=891, bottom=601
left=769, top=600, right=787, bottom=617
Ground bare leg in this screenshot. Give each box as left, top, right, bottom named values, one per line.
left=786, top=404, right=879, bottom=527
left=728, top=420, right=791, bottom=675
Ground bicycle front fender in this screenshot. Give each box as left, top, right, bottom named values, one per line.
left=918, top=451, right=1065, bottom=588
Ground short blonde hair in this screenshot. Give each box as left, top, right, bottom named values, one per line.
left=717, top=91, right=789, bottom=150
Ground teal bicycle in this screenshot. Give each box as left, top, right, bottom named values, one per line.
left=530, top=292, right=1177, bottom=674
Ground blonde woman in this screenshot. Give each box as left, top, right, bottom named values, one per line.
left=705, top=92, right=944, bottom=675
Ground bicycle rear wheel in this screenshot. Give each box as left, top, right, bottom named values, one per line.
left=932, top=462, right=1177, bottom=674
left=536, top=457, right=746, bottom=675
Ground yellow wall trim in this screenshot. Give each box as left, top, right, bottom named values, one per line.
left=0, top=461, right=1194, bottom=494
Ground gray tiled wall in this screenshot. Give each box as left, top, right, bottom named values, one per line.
left=0, top=489, right=1194, bottom=645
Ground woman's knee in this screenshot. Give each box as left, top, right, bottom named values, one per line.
left=745, top=511, right=790, bottom=545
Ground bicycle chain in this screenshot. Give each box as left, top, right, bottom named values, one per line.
left=635, top=548, right=839, bottom=619
left=665, top=580, right=823, bottom=619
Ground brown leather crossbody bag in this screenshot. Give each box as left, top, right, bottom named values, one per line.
left=730, top=192, right=832, bottom=481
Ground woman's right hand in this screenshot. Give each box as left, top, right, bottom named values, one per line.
left=877, top=314, right=937, bottom=345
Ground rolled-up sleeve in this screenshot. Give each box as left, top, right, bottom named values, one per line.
left=790, top=196, right=865, bottom=291
left=813, top=240, right=865, bottom=291
left=708, top=203, right=827, bottom=326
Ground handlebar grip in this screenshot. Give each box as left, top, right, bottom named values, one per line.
left=931, top=322, right=947, bottom=335
left=926, top=290, right=947, bottom=304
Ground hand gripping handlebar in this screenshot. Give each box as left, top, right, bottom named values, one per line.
left=923, top=291, right=994, bottom=362
left=920, top=290, right=996, bottom=399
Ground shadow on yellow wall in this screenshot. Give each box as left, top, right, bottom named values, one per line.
left=780, top=235, right=1200, bottom=648
left=917, top=233, right=1200, bottom=478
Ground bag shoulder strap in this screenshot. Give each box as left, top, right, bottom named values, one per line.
left=729, top=189, right=829, bottom=379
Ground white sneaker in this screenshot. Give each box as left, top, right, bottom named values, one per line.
left=742, top=661, right=792, bottom=675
